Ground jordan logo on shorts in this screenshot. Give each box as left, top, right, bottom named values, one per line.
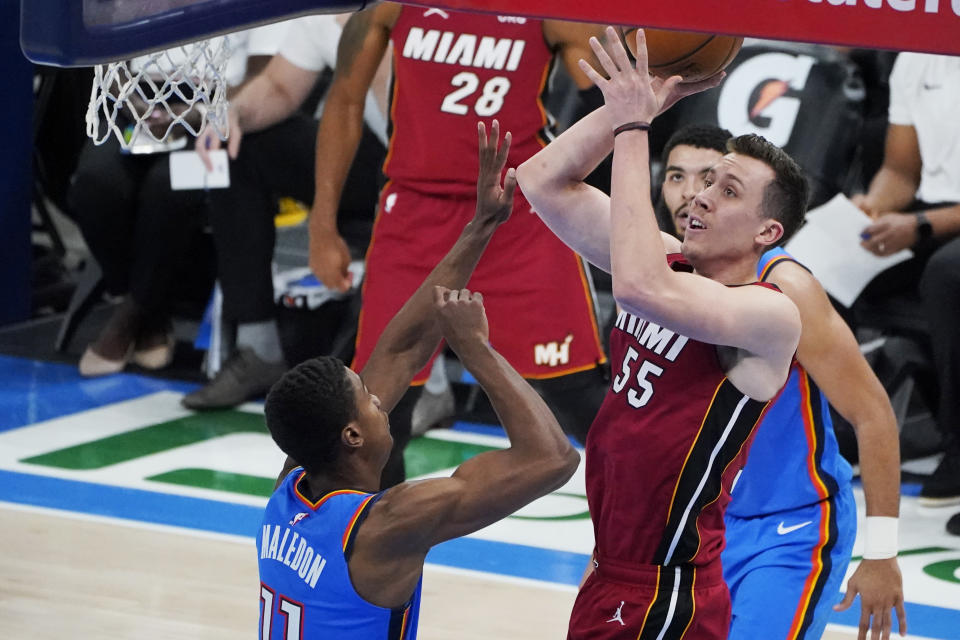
left=607, top=601, right=626, bottom=626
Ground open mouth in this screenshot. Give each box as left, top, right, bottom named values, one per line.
left=687, top=216, right=707, bottom=231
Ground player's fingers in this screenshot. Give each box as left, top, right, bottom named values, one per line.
left=501, top=167, right=518, bottom=203
left=495, top=130, right=512, bottom=170
left=477, top=120, right=493, bottom=169
left=588, top=35, right=620, bottom=76
left=459, top=289, right=471, bottom=301
left=858, top=607, right=870, bottom=640
left=834, top=589, right=856, bottom=611
left=577, top=58, right=607, bottom=89
left=633, top=28, right=650, bottom=77
left=490, top=119, right=500, bottom=155
left=605, top=26, right=633, bottom=75
left=472, top=291, right=484, bottom=304
left=895, top=600, right=907, bottom=636
left=881, top=607, right=892, bottom=640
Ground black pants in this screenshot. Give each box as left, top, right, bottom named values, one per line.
left=66, top=137, right=209, bottom=314
left=919, top=236, right=960, bottom=450
left=206, top=114, right=385, bottom=323
left=858, top=205, right=960, bottom=450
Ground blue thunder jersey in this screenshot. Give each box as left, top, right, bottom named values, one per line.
left=257, top=469, right=421, bottom=640
left=725, top=248, right=854, bottom=517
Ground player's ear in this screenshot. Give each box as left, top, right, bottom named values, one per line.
left=341, top=423, right=363, bottom=450
left=757, top=218, right=784, bottom=247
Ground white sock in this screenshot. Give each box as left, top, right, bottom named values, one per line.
left=237, top=320, right=285, bottom=364
left=424, top=354, right=450, bottom=394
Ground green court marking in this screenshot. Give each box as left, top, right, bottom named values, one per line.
left=148, top=468, right=275, bottom=497
left=20, top=410, right=266, bottom=470
left=922, top=559, right=960, bottom=584
left=403, top=436, right=499, bottom=478
left=509, top=492, right=590, bottom=521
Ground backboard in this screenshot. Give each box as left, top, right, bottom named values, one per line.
left=21, top=0, right=370, bottom=66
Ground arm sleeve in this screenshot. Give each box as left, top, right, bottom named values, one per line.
left=886, top=53, right=914, bottom=127
left=277, top=15, right=342, bottom=73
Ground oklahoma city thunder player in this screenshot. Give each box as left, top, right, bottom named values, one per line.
left=257, top=123, right=579, bottom=639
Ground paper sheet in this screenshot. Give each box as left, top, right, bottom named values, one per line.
left=784, top=193, right=913, bottom=306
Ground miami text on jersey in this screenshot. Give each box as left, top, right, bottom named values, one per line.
left=402, top=27, right=527, bottom=71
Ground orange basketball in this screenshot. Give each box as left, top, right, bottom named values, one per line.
left=621, top=27, right=743, bottom=84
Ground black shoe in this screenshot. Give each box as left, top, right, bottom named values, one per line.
left=947, top=512, right=960, bottom=536
left=182, top=347, right=287, bottom=411
left=919, top=448, right=960, bottom=507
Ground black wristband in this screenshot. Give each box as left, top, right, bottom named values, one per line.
left=613, top=121, right=651, bottom=137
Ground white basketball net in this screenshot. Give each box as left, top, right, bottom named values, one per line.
left=86, top=38, right=231, bottom=151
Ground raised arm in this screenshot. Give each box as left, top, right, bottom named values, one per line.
left=360, top=121, right=517, bottom=414
left=308, top=2, right=399, bottom=292
left=581, top=29, right=798, bottom=398
left=765, top=261, right=906, bottom=637
left=350, top=288, right=578, bottom=607
left=516, top=106, right=623, bottom=271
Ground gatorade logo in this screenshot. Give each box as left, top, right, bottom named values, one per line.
left=717, top=52, right=816, bottom=147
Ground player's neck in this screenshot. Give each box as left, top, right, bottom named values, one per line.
left=303, top=467, right=381, bottom=500
left=691, top=254, right=760, bottom=286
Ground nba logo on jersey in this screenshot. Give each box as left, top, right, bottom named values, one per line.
left=497, top=16, right=527, bottom=24
left=289, top=512, right=309, bottom=526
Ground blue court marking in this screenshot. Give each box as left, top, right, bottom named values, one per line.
left=2, top=468, right=959, bottom=638
left=0, top=355, right=199, bottom=433
left=0, top=468, right=586, bottom=585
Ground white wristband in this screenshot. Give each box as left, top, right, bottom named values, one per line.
left=862, top=516, right=898, bottom=559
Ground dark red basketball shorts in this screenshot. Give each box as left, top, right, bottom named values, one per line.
left=568, top=560, right=730, bottom=639
left=352, top=183, right=606, bottom=383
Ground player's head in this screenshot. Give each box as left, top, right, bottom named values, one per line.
left=682, top=133, right=808, bottom=265
left=264, top=356, right=393, bottom=476
left=657, top=124, right=732, bottom=238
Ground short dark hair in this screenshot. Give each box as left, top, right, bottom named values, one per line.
left=726, top=134, right=809, bottom=245
left=264, top=356, right=357, bottom=473
left=660, top=124, right=733, bottom=167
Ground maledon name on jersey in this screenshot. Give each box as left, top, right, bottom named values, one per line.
left=586, top=255, right=779, bottom=569
left=257, top=470, right=421, bottom=640
left=726, top=247, right=853, bottom=517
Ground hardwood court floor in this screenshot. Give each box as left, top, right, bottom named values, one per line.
left=1, top=505, right=865, bottom=640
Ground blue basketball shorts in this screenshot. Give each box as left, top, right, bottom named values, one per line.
left=723, top=488, right=857, bottom=640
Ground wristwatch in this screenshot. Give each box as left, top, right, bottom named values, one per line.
left=915, top=211, right=933, bottom=244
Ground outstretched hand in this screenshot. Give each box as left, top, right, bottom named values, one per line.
left=834, top=558, right=907, bottom=640
left=433, top=286, right=489, bottom=356
left=474, top=120, right=517, bottom=227
left=577, top=26, right=724, bottom=130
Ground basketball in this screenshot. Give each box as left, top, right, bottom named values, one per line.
left=621, top=27, right=743, bottom=84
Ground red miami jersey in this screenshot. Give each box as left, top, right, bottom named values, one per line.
left=586, top=255, right=779, bottom=570
left=384, top=7, right=555, bottom=194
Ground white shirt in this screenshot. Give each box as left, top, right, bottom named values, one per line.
left=888, top=53, right=960, bottom=204
left=130, top=22, right=291, bottom=87
left=277, top=15, right=388, bottom=146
